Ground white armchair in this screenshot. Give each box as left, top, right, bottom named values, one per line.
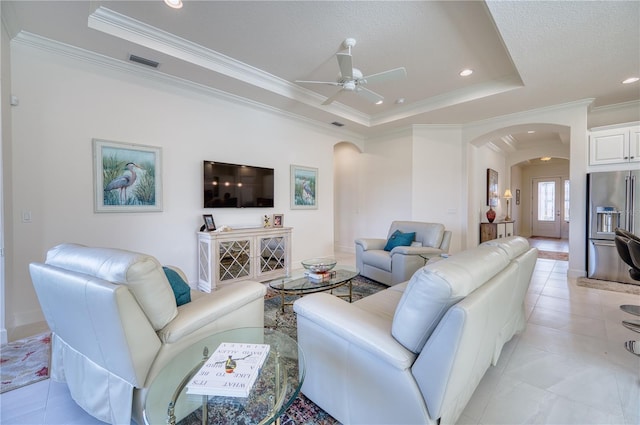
left=29, top=243, right=266, bottom=425
left=355, top=221, right=451, bottom=285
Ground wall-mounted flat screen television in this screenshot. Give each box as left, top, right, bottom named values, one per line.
left=204, top=161, right=274, bottom=208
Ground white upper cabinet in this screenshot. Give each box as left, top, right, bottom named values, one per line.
left=589, top=124, right=640, bottom=165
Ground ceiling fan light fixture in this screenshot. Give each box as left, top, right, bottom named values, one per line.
left=459, top=69, right=473, bottom=77
left=622, top=77, right=639, bottom=84
left=164, top=0, right=183, bottom=9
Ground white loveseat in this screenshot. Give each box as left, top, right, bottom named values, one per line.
left=355, top=221, right=452, bottom=286
left=294, top=236, right=537, bottom=425
left=29, top=243, right=266, bottom=425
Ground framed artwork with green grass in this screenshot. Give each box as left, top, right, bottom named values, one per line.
left=93, top=139, right=163, bottom=212
left=290, top=165, right=318, bottom=210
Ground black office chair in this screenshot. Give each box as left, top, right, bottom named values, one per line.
left=614, top=228, right=640, bottom=281
left=614, top=229, right=640, bottom=353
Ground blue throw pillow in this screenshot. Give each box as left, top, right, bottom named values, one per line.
left=384, top=230, right=416, bottom=251
left=163, top=266, right=191, bottom=306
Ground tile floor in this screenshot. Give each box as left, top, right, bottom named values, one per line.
left=2, top=244, right=639, bottom=424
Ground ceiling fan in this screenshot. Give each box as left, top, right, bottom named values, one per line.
left=296, top=38, right=407, bottom=106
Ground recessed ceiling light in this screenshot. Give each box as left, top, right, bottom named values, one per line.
left=459, top=69, right=473, bottom=77
left=375, top=100, right=383, bottom=105
left=164, top=0, right=183, bottom=9
left=622, top=77, right=639, bottom=84
left=540, top=157, right=551, bottom=161
left=527, top=130, right=536, bottom=134
left=395, top=98, right=405, bottom=104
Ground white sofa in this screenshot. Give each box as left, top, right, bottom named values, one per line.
left=294, top=236, right=537, bottom=425
left=29, top=243, right=266, bottom=425
left=355, top=221, right=452, bottom=286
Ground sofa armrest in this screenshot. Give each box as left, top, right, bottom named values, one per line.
left=355, top=238, right=387, bottom=251
left=294, top=293, right=415, bottom=369
left=390, top=246, right=443, bottom=257
left=158, top=281, right=266, bottom=343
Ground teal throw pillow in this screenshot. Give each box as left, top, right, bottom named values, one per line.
left=384, top=230, right=416, bottom=251
left=163, top=266, right=191, bottom=306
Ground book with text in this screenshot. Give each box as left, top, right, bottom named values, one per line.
left=186, top=342, right=270, bottom=397
left=304, top=270, right=336, bottom=282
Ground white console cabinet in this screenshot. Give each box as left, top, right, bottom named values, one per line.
left=198, top=227, right=292, bottom=292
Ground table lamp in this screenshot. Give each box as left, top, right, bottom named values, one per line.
left=503, top=189, right=513, bottom=221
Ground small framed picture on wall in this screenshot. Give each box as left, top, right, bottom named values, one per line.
left=202, top=214, right=216, bottom=231
left=272, top=214, right=284, bottom=227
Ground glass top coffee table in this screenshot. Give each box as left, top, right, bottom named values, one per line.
left=268, top=267, right=359, bottom=312
left=143, top=328, right=304, bottom=425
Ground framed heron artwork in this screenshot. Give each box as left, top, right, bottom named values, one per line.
left=93, top=139, right=163, bottom=212
left=291, top=164, right=318, bottom=210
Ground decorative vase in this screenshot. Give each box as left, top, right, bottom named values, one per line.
left=486, top=206, right=496, bottom=223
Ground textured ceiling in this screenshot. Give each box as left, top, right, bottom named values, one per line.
left=3, top=0, right=640, bottom=152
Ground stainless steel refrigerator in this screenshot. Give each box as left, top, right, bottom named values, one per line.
left=587, top=169, right=640, bottom=284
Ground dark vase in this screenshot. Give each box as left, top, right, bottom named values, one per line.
left=486, top=207, right=496, bottom=223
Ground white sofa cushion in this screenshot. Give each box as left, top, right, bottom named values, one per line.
left=46, top=243, right=178, bottom=330
left=391, top=245, right=510, bottom=353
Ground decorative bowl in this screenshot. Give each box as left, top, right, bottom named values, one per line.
left=301, top=257, right=337, bottom=273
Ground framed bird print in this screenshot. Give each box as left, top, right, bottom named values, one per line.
left=291, top=165, right=318, bottom=210
left=93, top=139, right=163, bottom=212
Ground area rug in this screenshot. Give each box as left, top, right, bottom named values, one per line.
left=0, top=331, right=51, bottom=393
left=577, top=277, right=640, bottom=295
left=537, top=250, right=569, bottom=261
left=264, top=275, right=387, bottom=341
left=179, top=275, right=385, bottom=425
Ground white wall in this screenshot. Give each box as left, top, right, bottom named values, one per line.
left=0, top=10, right=11, bottom=344
left=412, top=125, right=465, bottom=253
left=357, top=130, right=414, bottom=239
left=333, top=142, right=362, bottom=252
left=510, top=164, right=523, bottom=235
left=6, top=38, right=343, bottom=330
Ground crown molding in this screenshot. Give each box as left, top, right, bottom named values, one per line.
left=370, top=74, right=524, bottom=127
left=465, top=98, right=596, bottom=131
left=11, top=31, right=365, bottom=142
left=87, top=6, right=371, bottom=127
left=589, top=99, right=640, bottom=114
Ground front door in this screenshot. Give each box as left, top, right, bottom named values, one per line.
left=532, top=177, right=562, bottom=238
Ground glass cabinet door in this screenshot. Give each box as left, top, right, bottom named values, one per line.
left=218, top=239, right=251, bottom=281
left=259, top=236, right=286, bottom=274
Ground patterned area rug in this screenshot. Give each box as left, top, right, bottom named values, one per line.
left=263, top=275, right=387, bottom=341
left=179, top=275, right=386, bottom=425
left=0, top=332, right=51, bottom=393
left=577, top=277, right=640, bottom=295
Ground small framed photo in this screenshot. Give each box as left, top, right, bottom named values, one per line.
left=272, top=214, right=284, bottom=227
left=202, top=214, right=216, bottom=231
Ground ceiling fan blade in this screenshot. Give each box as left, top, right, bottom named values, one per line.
left=322, top=89, right=346, bottom=105
left=356, top=86, right=384, bottom=104
left=336, top=53, right=353, bottom=79
left=362, top=67, right=407, bottom=85
left=295, top=80, right=341, bottom=86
